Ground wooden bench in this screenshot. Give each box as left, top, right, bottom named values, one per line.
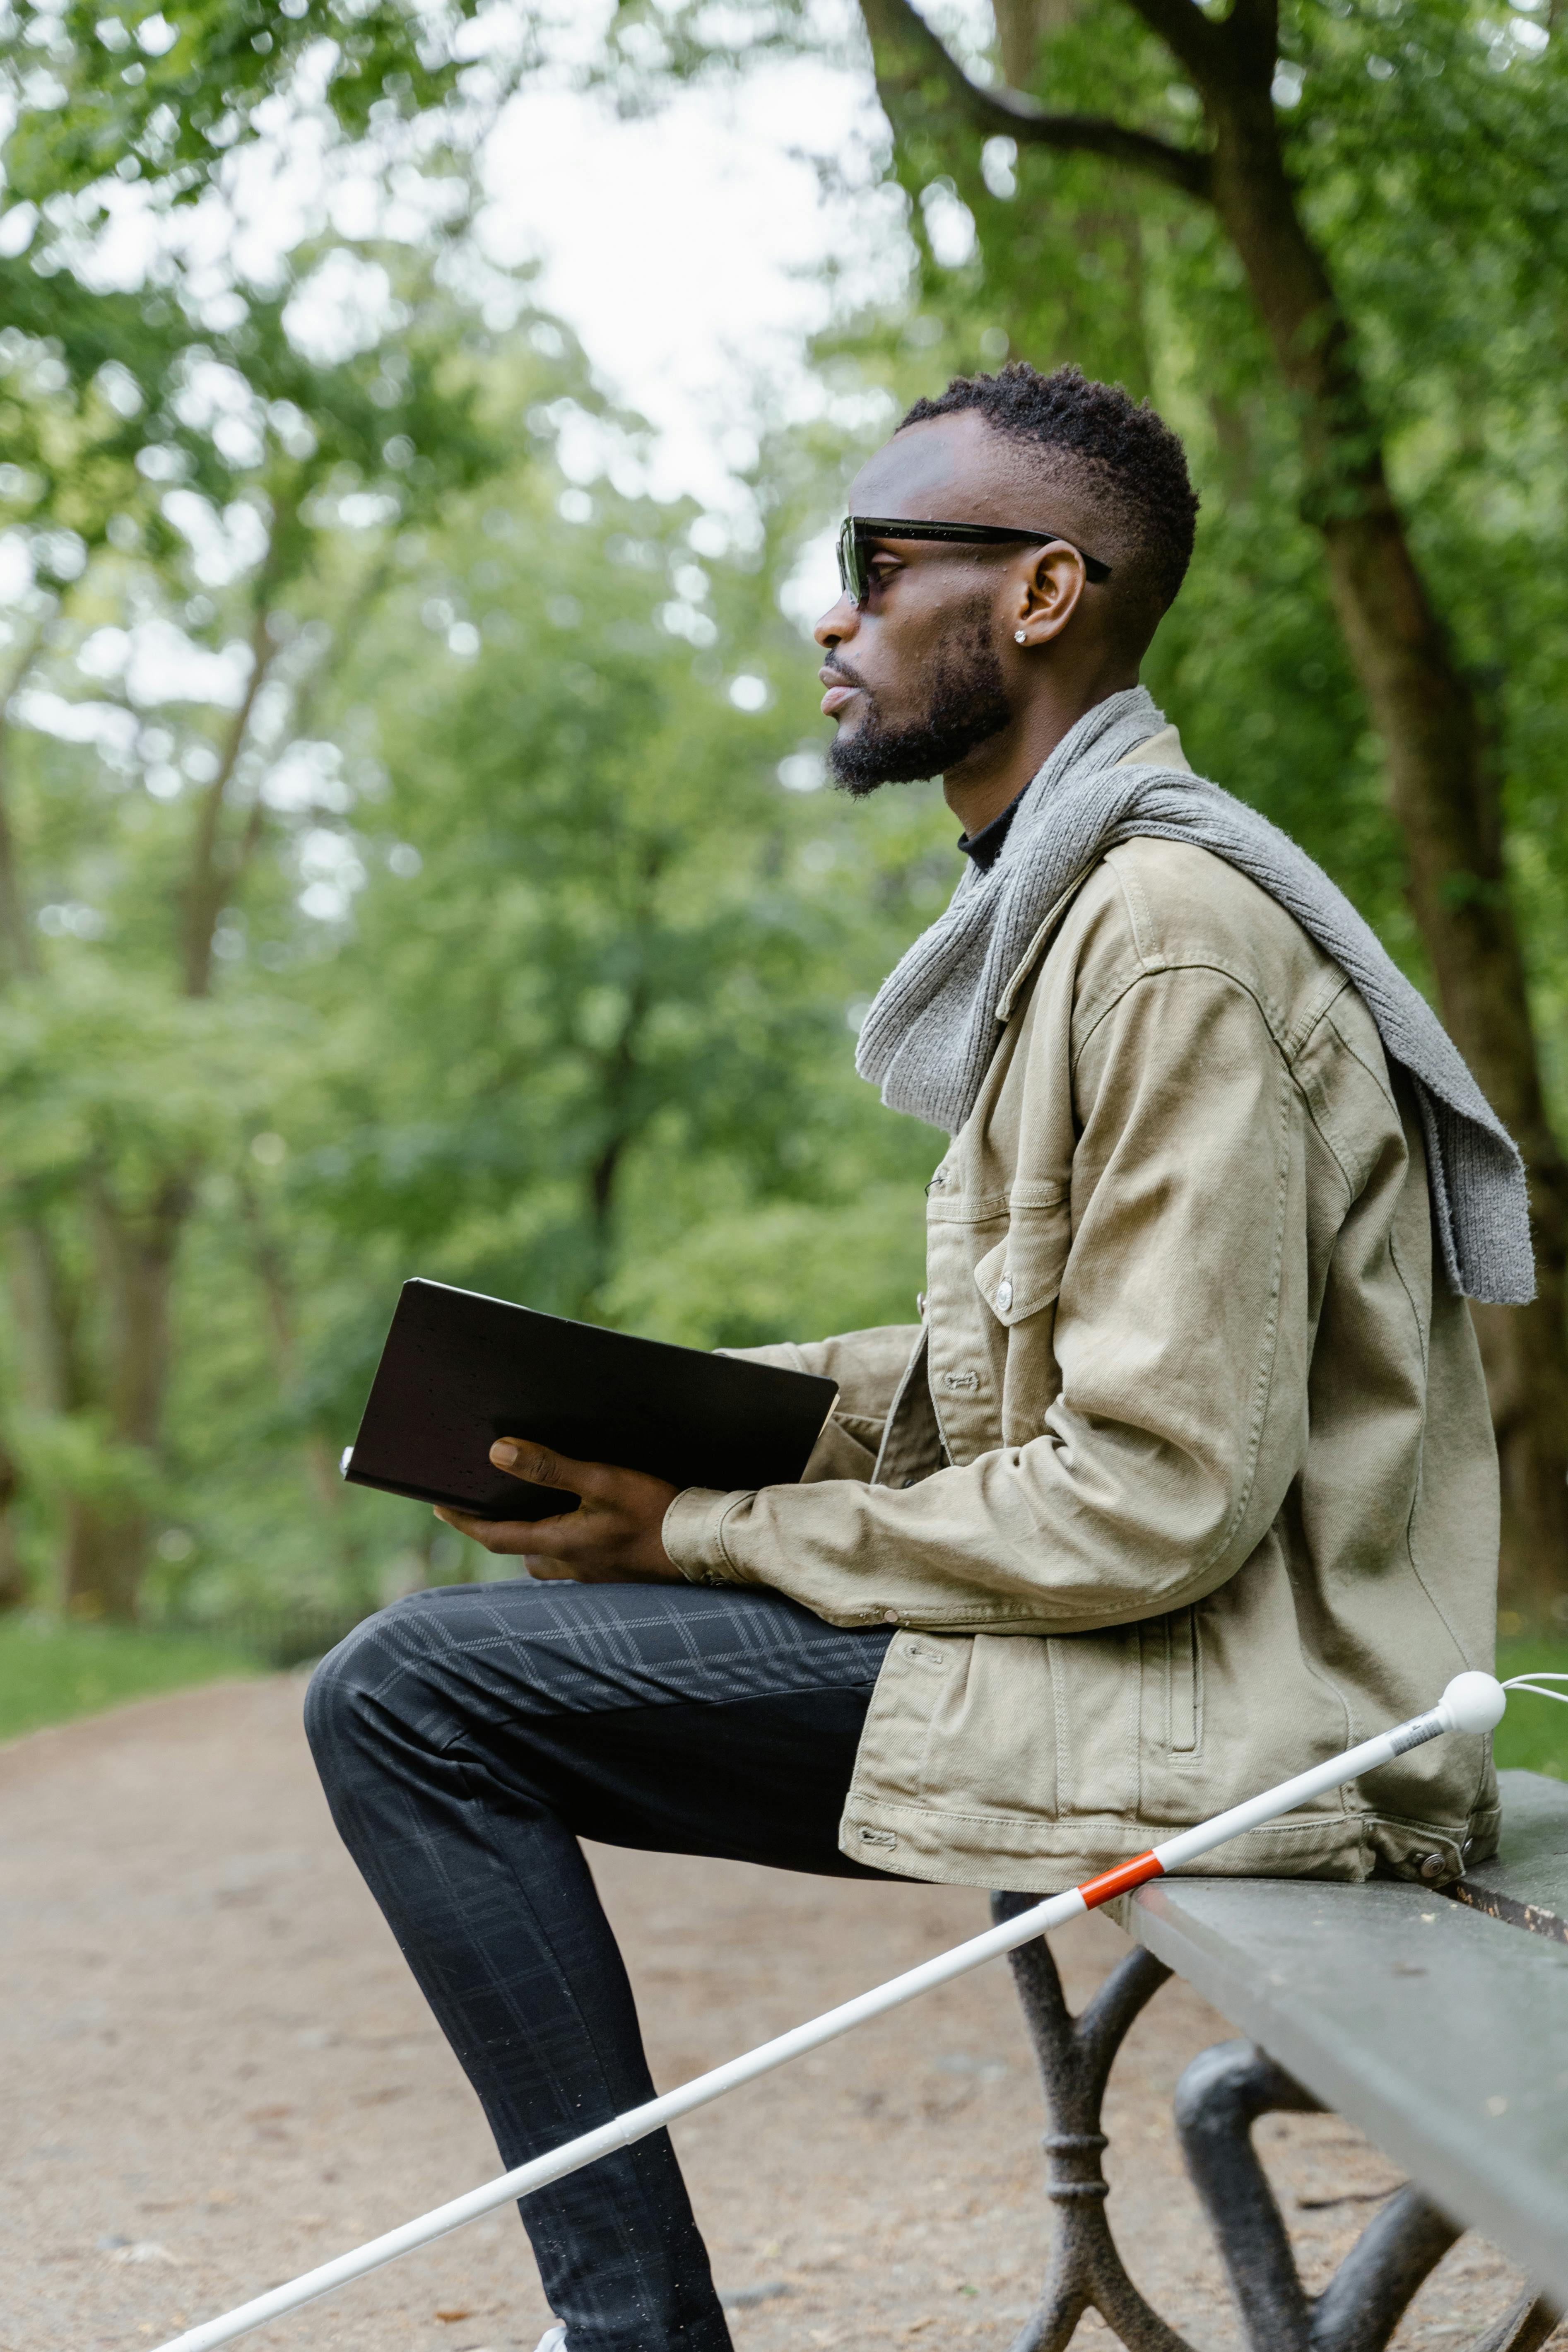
left=993, top=1768, right=1568, bottom=2352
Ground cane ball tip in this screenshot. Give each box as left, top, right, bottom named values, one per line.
left=1440, top=1671, right=1507, bottom=1735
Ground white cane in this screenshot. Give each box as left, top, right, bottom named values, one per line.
left=155, top=1668, right=1565, bottom=2352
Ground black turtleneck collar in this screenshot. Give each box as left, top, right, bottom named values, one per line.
left=957, top=792, right=1023, bottom=873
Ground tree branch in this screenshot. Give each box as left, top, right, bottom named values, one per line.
left=1118, top=0, right=1230, bottom=88
left=860, top=0, right=1214, bottom=202
left=217, top=547, right=394, bottom=954
left=1221, top=0, right=1280, bottom=52
left=0, top=712, right=39, bottom=985
left=0, top=618, right=53, bottom=985
left=1123, top=0, right=1279, bottom=98
left=182, top=598, right=274, bottom=999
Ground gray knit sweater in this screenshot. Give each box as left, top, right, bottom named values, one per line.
left=855, top=685, right=1533, bottom=1306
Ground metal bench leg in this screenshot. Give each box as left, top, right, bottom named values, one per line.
left=1173, top=2037, right=1563, bottom=2352
left=1172, top=2039, right=1325, bottom=2349
left=1467, top=2293, right=1565, bottom=2352
left=991, top=1892, right=1195, bottom=2352
left=993, top=1898, right=1563, bottom=2352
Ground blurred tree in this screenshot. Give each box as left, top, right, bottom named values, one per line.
left=0, top=284, right=501, bottom=1615
left=3, top=0, right=486, bottom=209
left=134, top=443, right=945, bottom=1624
left=0, top=0, right=511, bottom=1614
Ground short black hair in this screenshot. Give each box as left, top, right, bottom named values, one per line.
left=899, top=362, right=1199, bottom=638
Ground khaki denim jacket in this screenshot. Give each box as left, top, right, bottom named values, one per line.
left=663, top=728, right=1501, bottom=1892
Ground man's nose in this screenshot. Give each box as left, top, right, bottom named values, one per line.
left=814, top=591, right=860, bottom=650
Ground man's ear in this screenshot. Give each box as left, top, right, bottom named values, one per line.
left=1012, top=544, right=1088, bottom=648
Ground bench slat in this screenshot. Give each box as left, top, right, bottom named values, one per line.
left=1448, top=1766, right=1568, bottom=1944
left=1125, top=1847, right=1568, bottom=2300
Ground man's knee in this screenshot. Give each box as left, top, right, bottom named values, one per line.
left=303, top=1593, right=438, bottom=1783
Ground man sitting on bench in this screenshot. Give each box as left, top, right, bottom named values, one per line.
left=305, top=363, right=1522, bottom=2352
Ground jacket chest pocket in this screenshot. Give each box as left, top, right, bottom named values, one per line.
left=926, top=1198, right=1071, bottom=1463
left=926, top=1195, right=1072, bottom=1468
left=971, top=1198, right=1072, bottom=1327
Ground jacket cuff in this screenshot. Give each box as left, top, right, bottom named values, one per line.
left=662, top=1487, right=752, bottom=1586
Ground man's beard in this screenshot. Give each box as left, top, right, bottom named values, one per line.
left=826, top=615, right=1012, bottom=798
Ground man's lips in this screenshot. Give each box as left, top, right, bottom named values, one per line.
left=819, top=665, right=861, bottom=718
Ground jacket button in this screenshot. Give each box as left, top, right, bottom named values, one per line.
left=1416, top=1851, right=1448, bottom=1883
left=916, top=1291, right=927, bottom=1319
left=995, top=1275, right=1014, bottom=1313
left=882, top=1608, right=900, bottom=1624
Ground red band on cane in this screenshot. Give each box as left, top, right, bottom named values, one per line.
left=1076, top=1852, right=1165, bottom=1909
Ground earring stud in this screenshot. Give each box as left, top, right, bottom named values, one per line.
left=1014, top=630, right=1027, bottom=644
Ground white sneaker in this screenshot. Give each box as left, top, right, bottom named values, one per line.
left=534, top=2329, right=568, bottom=2352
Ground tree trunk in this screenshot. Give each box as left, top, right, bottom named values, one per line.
left=7, top=1220, right=90, bottom=1609
left=8, top=1221, right=82, bottom=1420
left=0, top=658, right=43, bottom=1586
left=64, top=594, right=279, bottom=1613
left=238, top=1175, right=361, bottom=1557
left=183, top=601, right=273, bottom=998
left=1, top=564, right=297, bottom=1621
left=0, top=1437, right=27, bottom=1610
left=60, top=1499, right=148, bottom=1622
left=582, top=987, right=650, bottom=1314
left=0, top=622, right=47, bottom=984
left=7, top=1217, right=151, bottom=1620
left=59, top=1173, right=190, bottom=1622
left=0, top=614, right=188, bottom=1618
left=579, top=860, right=661, bottom=1314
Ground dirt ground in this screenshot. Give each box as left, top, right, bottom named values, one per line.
left=1, top=1675, right=1560, bottom=2352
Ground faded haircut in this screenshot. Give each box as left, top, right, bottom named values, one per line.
left=899, top=362, right=1199, bottom=648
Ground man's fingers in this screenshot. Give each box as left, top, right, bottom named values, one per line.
left=489, top=1436, right=605, bottom=1497
left=433, top=1504, right=580, bottom=1557
left=431, top=1448, right=678, bottom=1582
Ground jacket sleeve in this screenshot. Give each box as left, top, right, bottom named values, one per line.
left=720, top=1324, right=923, bottom=1482
left=664, top=966, right=1312, bottom=1630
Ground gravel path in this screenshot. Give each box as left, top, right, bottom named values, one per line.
left=0, top=1675, right=1558, bottom=2352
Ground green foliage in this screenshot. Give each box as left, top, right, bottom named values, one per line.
left=0, top=0, right=547, bottom=1611
left=603, top=1186, right=925, bottom=1352
left=1495, top=1642, right=1568, bottom=1783
left=0, top=1612, right=254, bottom=1740
left=803, top=1, right=1568, bottom=1036
left=135, top=458, right=948, bottom=1615
left=0, top=962, right=288, bottom=1199
left=3, top=0, right=483, bottom=205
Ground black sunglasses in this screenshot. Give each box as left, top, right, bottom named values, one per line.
left=836, top=513, right=1112, bottom=607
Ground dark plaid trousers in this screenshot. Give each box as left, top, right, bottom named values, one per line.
left=304, top=1577, right=896, bottom=2352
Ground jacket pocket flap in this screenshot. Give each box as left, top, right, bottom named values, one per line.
left=973, top=1203, right=1072, bottom=1325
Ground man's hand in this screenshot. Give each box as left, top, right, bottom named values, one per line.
left=434, top=1439, right=683, bottom=1583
